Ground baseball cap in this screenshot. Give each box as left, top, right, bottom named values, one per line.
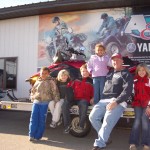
left=111, top=53, right=122, bottom=59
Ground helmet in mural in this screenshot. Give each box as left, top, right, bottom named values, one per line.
left=52, top=16, right=60, bottom=23
left=101, top=13, right=108, bottom=19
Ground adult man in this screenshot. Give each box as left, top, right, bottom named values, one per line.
left=89, top=53, right=133, bottom=150
left=97, top=13, right=117, bottom=38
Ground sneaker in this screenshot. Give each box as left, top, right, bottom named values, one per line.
left=64, top=125, right=71, bottom=134
left=129, top=144, right=137, bottom=150
left=57, top=117, right=62, bottom=126
left=29, top=137, right=38, bottom=142
left=92, top=146, right=105, bottom=150
left=50, top=121, right=57, bottom=128
left=29, top=137, right=34, bottom=141
left=143, top=145, right=150, bottom=150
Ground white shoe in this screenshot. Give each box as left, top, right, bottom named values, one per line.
left=50, top=121, right=56, bottom=128
left=143, top=145, right=150, bottom=150
left=129, top=145, right=137, bottom=150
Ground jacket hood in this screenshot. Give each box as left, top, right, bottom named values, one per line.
left=38, top=76, right=53, bottom=81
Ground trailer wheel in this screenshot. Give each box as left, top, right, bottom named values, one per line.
left=70, top=116, right=91, bottom=137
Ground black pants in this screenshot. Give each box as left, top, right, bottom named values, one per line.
left=62, top=99, right=89, bottom=128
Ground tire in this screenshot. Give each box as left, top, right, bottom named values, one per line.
left=70, top=116, right=91, bottom=137
left=106, top=42, right=120, bottom=56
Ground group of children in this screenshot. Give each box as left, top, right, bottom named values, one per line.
left=29, top=63, right=94, bottom=141
left=28, top=43, right=150, bottom=150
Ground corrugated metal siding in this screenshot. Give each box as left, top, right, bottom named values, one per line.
left=0, top=16, right=39, bottom=98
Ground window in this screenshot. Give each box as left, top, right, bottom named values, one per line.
left=0, top=57, right=17, bottom=90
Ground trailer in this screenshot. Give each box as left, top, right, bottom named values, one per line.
left=0, top=100, right=135, bottom=117
left=0, top=95, right=135, bottom=137
left=0, top=0, right=150, bottom=137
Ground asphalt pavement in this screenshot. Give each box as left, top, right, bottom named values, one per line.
left=0, top=110, right=135, bottom=150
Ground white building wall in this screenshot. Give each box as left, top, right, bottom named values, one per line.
left=0, top=16, right=39, bottom=98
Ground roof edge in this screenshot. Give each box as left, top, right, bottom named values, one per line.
left=0, top=0, right=150, bottom=20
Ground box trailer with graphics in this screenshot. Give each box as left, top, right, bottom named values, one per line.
left=1, top=0, right=150, bottom=137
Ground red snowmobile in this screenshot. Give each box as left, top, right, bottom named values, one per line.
left=26, top=48, right=138, bottom=137
left=26, top=48, right=86, bottom=86
left=26, top=47, right=137, bottom=85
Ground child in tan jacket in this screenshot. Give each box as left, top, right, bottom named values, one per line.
left=29, top=67, right=59, bottom=141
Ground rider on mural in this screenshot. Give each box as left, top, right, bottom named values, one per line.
left=52, top=16, right=72, bottom=44
left=97, top=13, right=117, bottom=38
left=51, top=16, right=86, bottom=61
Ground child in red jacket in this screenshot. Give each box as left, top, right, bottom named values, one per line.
left=129, top=63, right=150, bottom=150
left=62, top=64, right=94, bottom=134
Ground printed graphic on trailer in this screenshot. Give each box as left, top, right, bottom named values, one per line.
left=125, top=15, right=150, bottom=64
left=38, top=8, right=150, bottom=67
left=38, top=8, right=133, bottom=68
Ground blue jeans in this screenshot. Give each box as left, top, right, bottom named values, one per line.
left=29, top=102, right=48, bottom=139
left=89, top=101, right=125, bottom=148
left=129, top=107, right=150, bottom=146
left=93, top=76, right=106, bottom=104
left=62, top=99, right=89, bottom=128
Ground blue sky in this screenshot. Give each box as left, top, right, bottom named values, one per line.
left=0, top=0, right=54, bottom=8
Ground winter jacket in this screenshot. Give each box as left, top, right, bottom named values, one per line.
left=87, top=54, right=110, bottom=77
left=102, top=68, right=133, bottom=104
left=69, top=77, right=94, bottom=103
left=56, top=79, right=74, bottom=102
left=132, top=75, right=150, bottom=108
left=30, top=76, right=60, bottom=103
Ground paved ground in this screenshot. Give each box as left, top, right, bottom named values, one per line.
left=0, top=110, right=135, bottom=150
